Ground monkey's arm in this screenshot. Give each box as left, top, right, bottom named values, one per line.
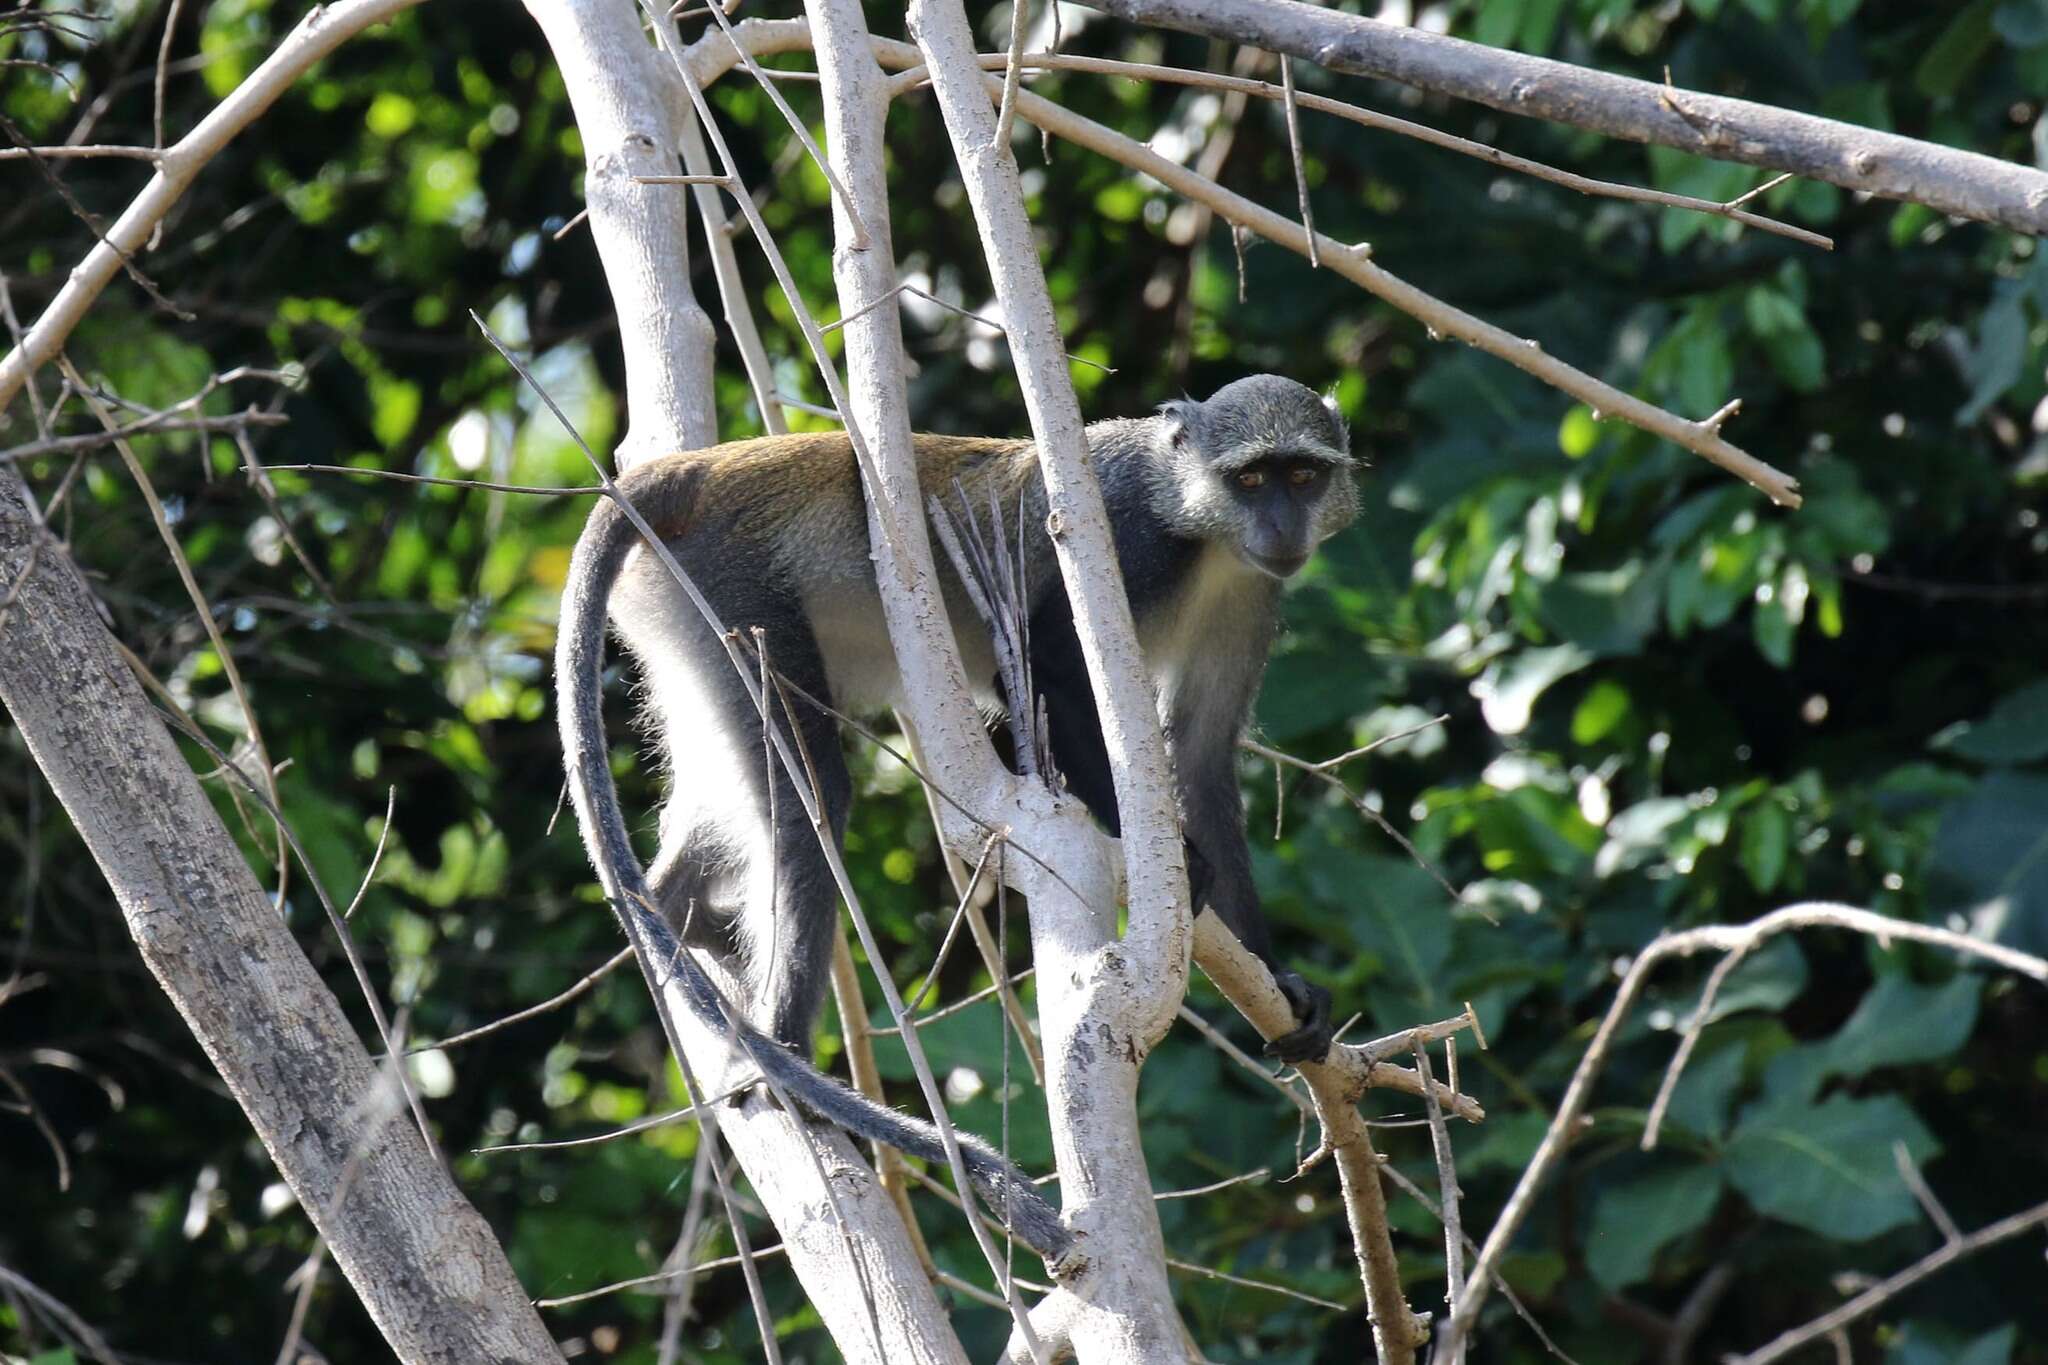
left=1026, top=590, right=1333, bottom=1064
left=1173, top=688, right=1334, bottom=1066
left=1023, top=587, right=1123, bottom=832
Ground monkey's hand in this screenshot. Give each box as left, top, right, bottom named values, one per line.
left=1264, top=970, right=1334, bottom=1065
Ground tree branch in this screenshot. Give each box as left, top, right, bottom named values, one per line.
left=0, top=0, right=428, bottom=415
left=0, top=468, right=563, bottom=1359
left=1074, top=0, right=2048, bottom=235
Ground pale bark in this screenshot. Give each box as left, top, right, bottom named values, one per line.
left=0, top=467, right=564, bottom=1363
left=907, top=2, right=1196, bottom=1360
left=524, top=0, right=717, bottom=463
left=528, top=5, right=963, bottom=1360
left=1076, top=0, right=2048, bottom=236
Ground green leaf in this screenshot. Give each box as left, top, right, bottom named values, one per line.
left=1753, top=590, right=1796, bottom=666
left=1539, top=564, right=1661, bottom=655
left=1766, top=970, right=1982, bottom=1102
left=1585, top=1164, right=1724, bottom=1290
left=1916, top=0, right=1999, bottom=98
left=1517, top=0, right=1568, bottom=53
left=1741, top=801, right=1791, bottom=891
left=1307, top=851, right=1452, bottom=997
left=1762, top=324, right=1826, bottom=392
left=1471, top=644, right=1594, bottom=735
left=1932, top=679, right=2048, bottom=765
left=1558, top=404, right=1600, bottom=458
left=1726, top=1094, right=1939, bottom=1239
left=1572, top=679, right=1633, bottom=746
left=1929, top=771, right=2048, bottom=952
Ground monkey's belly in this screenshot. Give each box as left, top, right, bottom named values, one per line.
left=805, top=583, right=1003, bottom=716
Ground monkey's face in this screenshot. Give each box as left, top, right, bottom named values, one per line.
left=1223, top=454, right=1355, bottom=579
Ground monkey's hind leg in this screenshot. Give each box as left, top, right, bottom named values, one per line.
left=736, top=599, right=852, bottom=1055
left=657, top=581, right=850, bottom=1055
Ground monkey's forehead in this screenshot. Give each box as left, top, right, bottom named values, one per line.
left=1209, top=438, right=1350, bottom=472
left=1199, top=375, right=1349, bottom=452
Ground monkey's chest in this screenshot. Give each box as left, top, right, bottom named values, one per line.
left=1137, top=547, right=1263, bottom=702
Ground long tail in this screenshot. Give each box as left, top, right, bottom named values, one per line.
left=556, top=480, right=1073, bottom=1262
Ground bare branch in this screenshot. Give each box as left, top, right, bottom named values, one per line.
left=1412, top=1038, right=1464, bottom=1363
left=0, top=0, right=431, bottom=414
left=1729, top=1198, right=2048, bottom=1365
left=423, top=946, right=635, bottom=1054
left=954, top=53, right=1829, bottom=249
left=1443, top=903, right=2048, bottom=1356
left=0, top=463, right=562, bottom=1354
left=0, top=410, right=286, bottom=463
left=1074, top=0, right=2048, bottom=234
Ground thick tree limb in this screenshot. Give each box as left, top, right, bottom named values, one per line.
left=686, top=21, right=1802, bottom=505
left=1192, top=911, right=1437, bottom=1365
left=0, top=467, right=563, bottom=1361
left=526, top=5, right=966, bottom=1359
left=908, top=1, right=1201, bottom=1361
left=1075, top=0, right=2048, bottom=236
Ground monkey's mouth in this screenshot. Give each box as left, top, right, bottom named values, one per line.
left=1246, top=550, right=1309, bottom=579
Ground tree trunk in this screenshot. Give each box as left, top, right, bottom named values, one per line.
left=0, top=466, right=565, bottom=1361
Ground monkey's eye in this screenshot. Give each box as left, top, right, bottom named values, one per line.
left=1287, top=466, right=1321, bottom=487
left=1236, top=470, right=1266, bottom=490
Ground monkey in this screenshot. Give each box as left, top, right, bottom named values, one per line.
left=555, top=374, right=1359, bottom=1261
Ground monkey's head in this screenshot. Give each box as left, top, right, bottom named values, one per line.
left=1160, top=375, right=1359, bottom=580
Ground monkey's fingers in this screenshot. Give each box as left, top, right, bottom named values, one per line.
left=1263, top=969, right=1334, bottom=1065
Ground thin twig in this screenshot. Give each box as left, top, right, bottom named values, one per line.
left=343, top=788, right=395, bottom=920
left=682, top=0, right=873, bottom=250
left=1278, top=56, right=1318, bottom=268
left=0, top=144, right=161, bottom=160
left=534, top=1242, right=791, bottom=1308
left=993, top=0, right=1030, bottom=152
left=823, top=279, right=1114, bottom=373
left=63, top=357, right=292, bottom=907
left=422, top=947, right=635, bottom=1054
left=1728, top=1198, right=2048, bottom=1365
left=1156, top=1168, right=1269, bottom=1201
left=1442, top=903, right=2048, bottom=1357
left=1413, top=1038, right=1464, bottom=1360
left=1165, top=1256, right=1349, bottom=1311
left=267, top=462, right=605, bottom=496
left=0, top=410, right=287, bottom=463
left=1892, top=1141, right=1962, bottom=1246
left=890, top=51, right=1831, bottom=249
left=153, top=0, right=188, bottom=154
left=1177, top=1003, right=1312, bottom=1116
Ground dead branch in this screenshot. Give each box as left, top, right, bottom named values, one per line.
left=1441, top=902, right=2048, bottom=1357
left=1729, top=1197, right=2048, bottom=1365
left=1075, top=0, right=2048, bottom=235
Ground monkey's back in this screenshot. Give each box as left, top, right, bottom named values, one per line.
left=606, top=430, right=1046, bottom=713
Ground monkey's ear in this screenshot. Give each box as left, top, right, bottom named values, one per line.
left=1321, top=388, right=1352, bottom=454
left=1159, top=397, right=1199, bottom=449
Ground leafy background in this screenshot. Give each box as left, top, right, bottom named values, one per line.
left=4, top=0, right=2047, bottom=1361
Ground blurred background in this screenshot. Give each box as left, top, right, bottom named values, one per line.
left=3, top=1, right=2046, bottom=1361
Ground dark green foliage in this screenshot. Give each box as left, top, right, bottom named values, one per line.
left=3, top=1, right=2046, bottom=1361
